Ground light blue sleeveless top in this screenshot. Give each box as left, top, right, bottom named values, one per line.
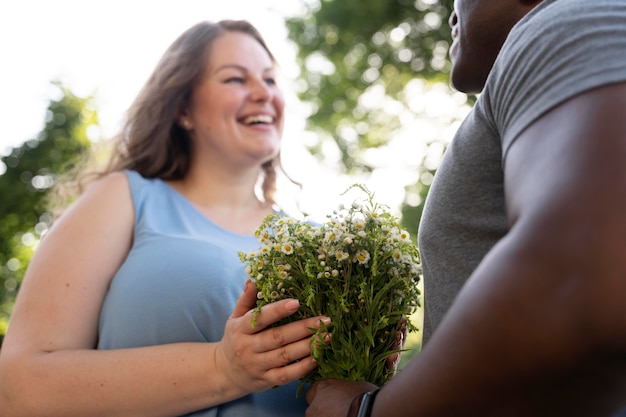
left=98, top=170, right=307, bottom=416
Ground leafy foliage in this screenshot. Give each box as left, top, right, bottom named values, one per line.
left=240, top=185, right=421, bottom=392
left=286, top=0, right=455, bottom=172
left=0, top=82, right=96, bottom=340
left=285, top=0, right=472, bottom=242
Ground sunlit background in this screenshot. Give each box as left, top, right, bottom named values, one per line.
left=0, top=0, right=468, bottom=222
left=0, top=0, right=471, bottom=355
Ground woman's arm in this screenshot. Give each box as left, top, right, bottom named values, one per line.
left=0, top=172, right=322, bottom=417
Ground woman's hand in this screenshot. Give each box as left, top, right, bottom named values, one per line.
left=215, top=280, right=329, bottom=395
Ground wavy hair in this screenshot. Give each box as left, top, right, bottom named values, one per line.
left=106, top=20, right=291, bottom=203
left=48, top=19, right=295, bottom=216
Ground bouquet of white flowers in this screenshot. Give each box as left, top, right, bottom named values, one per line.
left=239, top=185, right=421, bottom=392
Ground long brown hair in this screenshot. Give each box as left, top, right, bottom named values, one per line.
left=107, top=20, right=287, bottom=202
left=53, top=20, right=292, bottom=213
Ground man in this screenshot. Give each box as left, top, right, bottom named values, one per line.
left=305, top=0, right=626, bottom=416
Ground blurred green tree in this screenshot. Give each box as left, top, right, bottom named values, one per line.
left=286, top=0, right=474, bottom=357
left=0, top=82, right=96, bottom=343
left=286, top=0, right=471, bottom=234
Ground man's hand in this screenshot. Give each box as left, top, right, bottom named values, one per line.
left=306, top=379, right=378, bottom=417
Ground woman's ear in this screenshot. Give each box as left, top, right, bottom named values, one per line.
left=176, top=109, right=193, bottom=130
left=178, top=118, right=193, bottom=130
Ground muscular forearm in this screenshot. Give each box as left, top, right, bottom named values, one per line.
left=0, top=342, right=243, bottom=417
left=372, top=235, right=626, bottom=416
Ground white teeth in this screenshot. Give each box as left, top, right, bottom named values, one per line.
left=243, top=114, right=273, bottom=125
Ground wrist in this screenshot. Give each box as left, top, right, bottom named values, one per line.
left=347, top=388, right=380, bottom=417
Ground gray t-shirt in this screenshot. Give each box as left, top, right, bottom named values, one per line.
left=98, top=170, right=307, bottom=416
left=419, top=0, right=626, bottom=342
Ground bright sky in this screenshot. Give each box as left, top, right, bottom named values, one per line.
left=0, top=0, right=307, bottom=149
left=0, top=0, right=468, bottom=224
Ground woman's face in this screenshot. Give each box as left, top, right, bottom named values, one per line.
left=184, top=31, right=284, bottom=171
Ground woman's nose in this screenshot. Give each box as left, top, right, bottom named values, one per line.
left=249, top=79, right=272, bottom=102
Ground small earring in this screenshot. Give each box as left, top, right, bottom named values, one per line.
left=182, top=119, right=192, bottom=129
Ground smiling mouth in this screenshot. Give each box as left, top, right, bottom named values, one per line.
left=242, top=114, right=274, bottom=125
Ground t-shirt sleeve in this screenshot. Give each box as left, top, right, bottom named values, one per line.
left=485, top=0, right=626, bottom=160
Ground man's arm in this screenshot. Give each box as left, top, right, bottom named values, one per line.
left=307, top=83, right=626, bottom=417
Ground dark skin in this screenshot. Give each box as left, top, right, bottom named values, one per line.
left=305, top=0, right=626, bottom=415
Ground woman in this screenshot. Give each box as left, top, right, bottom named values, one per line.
left=0, top=20, right=328, bottom=417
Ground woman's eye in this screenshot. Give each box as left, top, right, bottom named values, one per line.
left=264, top=77, right=276, bottom=86
left=226, top=77, right=244, bottom=83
